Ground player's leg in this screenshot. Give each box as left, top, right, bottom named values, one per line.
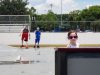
left=37, top=38, right=40, bottom=48
left=21, top=36, right=24, bottom=48
left=25, top=41, right=28, bottom=49
left=22, top=40, right=24, bottom=46
left=24, top=34, right=29, bottom=48
left=21, top=33, right=26, bottom=48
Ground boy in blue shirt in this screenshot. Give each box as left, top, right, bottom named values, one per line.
left=34, top=27, right=41, bottom=48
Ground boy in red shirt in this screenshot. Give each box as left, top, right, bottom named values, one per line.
left=20, top=26, right=30, bottom=48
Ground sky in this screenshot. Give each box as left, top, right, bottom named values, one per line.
left=27, top=0, right=100, bottom=14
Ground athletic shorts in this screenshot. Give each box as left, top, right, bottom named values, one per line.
left=35, top=38, right=40, bottom=43
left=22, top=32, right=28, bottom=41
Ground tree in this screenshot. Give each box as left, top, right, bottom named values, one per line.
left=78, top=5, right=100, bottom=31
left=67, top=10, right=81, bottom=30
left=28, top=7, right=36, bottom=31
left=0, top=0, right=28, bottom=15
left=31, top=11, right=58, bottom=31
left=45, top=11, right=58, bottom=31
left=91, top=20, right=100, bottom=32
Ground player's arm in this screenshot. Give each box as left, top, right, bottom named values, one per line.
left=27, top=27, right=30, bottom=39
left=40, top=31, right=41, bottom=36
left=19, top=29, right=23, bottom=36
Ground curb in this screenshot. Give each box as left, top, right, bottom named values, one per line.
left=9, top=44, right=100, bottom=47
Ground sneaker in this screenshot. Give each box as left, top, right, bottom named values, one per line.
left=20, top=45, right=24, bottom=48
left=34, top=45, right=36, bottom=48
left=37, top=45, right=40, bottom=48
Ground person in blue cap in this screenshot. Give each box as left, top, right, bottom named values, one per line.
left=34, top=27, right=41, bottom=48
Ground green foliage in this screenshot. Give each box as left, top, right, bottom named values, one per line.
left=31, top=11, right=58, bottom=31
left=0, top=0, right=100, bottom=32
left=79, top=5, right=100, bottom=21
left=0, top=0, right=28, bottom=15
left=66, top=5, right=100, bottom=31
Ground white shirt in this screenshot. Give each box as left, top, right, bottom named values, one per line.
left=67, top=43, right=79, bottom=48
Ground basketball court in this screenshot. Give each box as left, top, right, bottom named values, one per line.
left=0, top=45, right=55, bottom=75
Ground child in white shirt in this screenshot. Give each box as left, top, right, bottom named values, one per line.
left=67, top=30, right=79, bottom=48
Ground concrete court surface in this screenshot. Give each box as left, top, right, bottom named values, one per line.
left=0, top=45, right=55, bottom=75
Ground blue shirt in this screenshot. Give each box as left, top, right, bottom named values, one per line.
left=35, top=30, right=41, bottom=39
